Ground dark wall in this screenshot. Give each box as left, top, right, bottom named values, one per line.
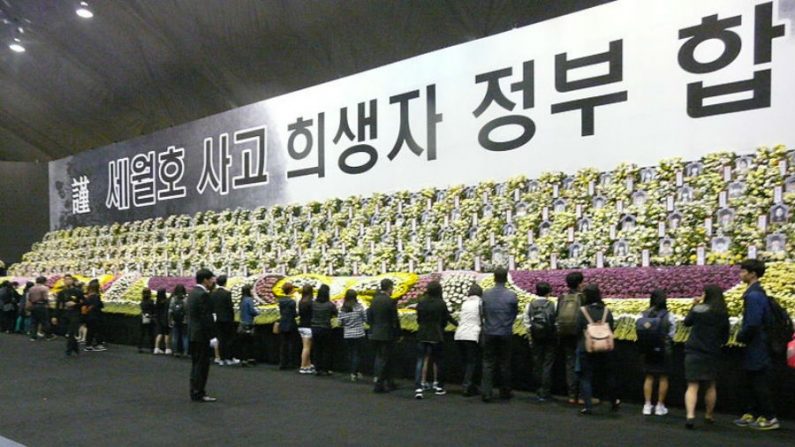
left=0, top=161, right=49, bottom=268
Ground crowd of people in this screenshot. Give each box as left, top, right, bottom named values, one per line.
left=3, top=260, right=784, bottom=432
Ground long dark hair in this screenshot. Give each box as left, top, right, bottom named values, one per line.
left=241, top=284, right=253, bottom=299
left=582, top=284, right=603, bottom=306
left=156, top=288, right=168, bottom=305
left=141, top=288, right=152, bottom=302
left=300, top=284, right=314, bottom=305
left=173, top=284, right=186, bottom=298
left=703, top=284, right=728, bottom=315
left=86, top=279, right=100, bottom=296
left=341, top=289, right=358, bottom=312
left=649, top=289, right=667, bottom=312
left=426, top=281, right=443, bottom=300
left=316, top=284, right=331, bottom=303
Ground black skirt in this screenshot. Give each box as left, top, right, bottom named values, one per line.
left=642, top=342, right=673, bottom=375
left=684, top=351, right=719, bottom=382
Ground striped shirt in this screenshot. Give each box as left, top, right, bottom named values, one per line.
left=339, top=303, right=367, bottom=339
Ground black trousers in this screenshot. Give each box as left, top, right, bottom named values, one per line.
left=279, top=331, right=298, bottom=368
left=743, top=368, right=776, bottom=419
left=559, top=335, right=579, bottom=400
left=190, top=341, right=211, bottom=400
left=578, top=351, right=618, bottom=410
left=312, top=327, right=334, bottom=373
left=29, top=305, right=50, bottom=339
left=64, top=312, right=80, bottom=354
left=481, top=334, right=513, bottom=398
left=217, top=322, right=235, bottom=361
left=139, top=322, right=155, bottom=350
left=372, top=340, right=396, bottom=385
left=532, top=340, right=556, bottom=398
left=457, top=340, right=480, bottom=391
left=85, top=318, right=103, bottom=346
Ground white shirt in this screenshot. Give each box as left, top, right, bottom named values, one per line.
left=454, top=295, right=482, bottom=342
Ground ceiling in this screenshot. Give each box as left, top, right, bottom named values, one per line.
left=0, top=0, right=612, bottom=162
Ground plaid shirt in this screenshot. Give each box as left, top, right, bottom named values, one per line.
left=339, top=304, right=367, bottom=339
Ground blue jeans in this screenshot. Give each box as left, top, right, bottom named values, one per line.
left=415, top=342, right=444, bottom=388
left=345, top=337, right=365, bottom=374
left=172, top=323, right=189, bottom=354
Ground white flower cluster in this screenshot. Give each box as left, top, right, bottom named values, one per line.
left=440, top=273, right=477, bottom=312
left=104, top=273, right=142, bottom=304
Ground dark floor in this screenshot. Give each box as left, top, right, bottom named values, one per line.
left=0, top=335, right=791, bottom=447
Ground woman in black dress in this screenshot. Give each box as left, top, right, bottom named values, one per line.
left=683, top=284, right=730, bottom=429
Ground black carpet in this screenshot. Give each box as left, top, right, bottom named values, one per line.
left=0, top=335, right=791, bottom=447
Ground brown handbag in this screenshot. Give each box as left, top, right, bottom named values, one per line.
left=272, top=322, right=280, bottom=335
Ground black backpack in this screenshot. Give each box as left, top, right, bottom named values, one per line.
left=529, top=299, right=556, bottom=341
left=635, top=309, right=669, bottom=351
left=171, top=299, right=186, bottom=324
left=766, top=296, right=795, bottom=357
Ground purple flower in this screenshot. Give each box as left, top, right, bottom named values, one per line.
left=509, top=265, right=740, bottom=298
left=147, top=277, right=195, bottom=293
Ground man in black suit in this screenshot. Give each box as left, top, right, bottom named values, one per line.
left=367, top=279, right=401, bottom=393
left=210, top=275, right=238, bottom=366
left=189, top=268, right=217, bottom=402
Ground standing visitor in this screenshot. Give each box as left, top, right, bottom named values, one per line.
left=189, top=268, right=217, bottom=403
left=211, top=275, right=238, bottom=365
left=82, top=279, right=106, bottom=351
left=55, top=274, right=85, bottom=357
left=683, top=285, right=730, bottom=429
left=454, top=284, right=483, bottom=397
left=238, top=284, right=260, bottom=366
left=480, top=267, right=518, bottom=402
left=16, top=282, right=34, bottom=335
left=734, top=259, right=780, bottom=430
left=138, top=289, right=156, bottom=353
left=557, top=271, right=584, bottom=404
left=169, top=284, right=189, bottom=357
left=577, top=284, right=619, bottom=415
left=414, top=281, right=457, bottom=399
left=277, top=283, right=298, bottom=370
left=297, top=285, right=315, bottom=374
left=311, top=284, right=338, bottom=376
left=154, top=288, right=172, bottom=355
left=638, top=290, right=676, bottom=416
left=338, top=289, right=367, bottom=382
left=368, top=279, right=400, bottom=393
left=27, top=276, right=51, bottom=340
left=523, top=282, right=557, bottom=402
left=0, top=281, right=17, bottom=333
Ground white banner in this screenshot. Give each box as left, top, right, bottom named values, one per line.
left=50, top=0, right=795, bottom=228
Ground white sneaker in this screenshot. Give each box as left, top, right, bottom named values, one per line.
left=153, top=348, right=163, bottom=355
left=655, top=404, right=668, bottom=416
left=228, top=359, right=241, bottom=365
left=165, top=349, right=173, bottom=355
left=643, top=403, right=653, bottom=416
left=414, top=388, right=424, bottom=400
left=215, top=358, right=224, bottom=365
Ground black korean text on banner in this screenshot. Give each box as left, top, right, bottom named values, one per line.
left=473, top=61, right=535, bottom=151
left=678, top=2, right=785, bottom=118
left=334, top=100, right=379, bottom=174
left=551, top=40, right=628, bottom=136
left=287, top=115, right=325, bottom=178
left=387, top=85, right=443, bottom=162
left=197, top=126, right=269, bottom=195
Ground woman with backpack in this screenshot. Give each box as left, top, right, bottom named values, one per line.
left=454, top=284, right=483, bottom=397
left=169, top=284, right=189, bottom=357
left=523, top=282, right=557, bottom=402
left=577, top=284, right=619, bottom=415
left=683, top=284, right=730, bottom=429
left=414, top=281, right=457, bottom=399
left=82, top=279, right=106, bottom=351
left=138, top=289, right=156, bottom=354
left=239, top=284, right=261, bottom=366
left=153, top=288, right=172, bottom=355
left=338, top=289, right=367, bottom=382
left=639, top=290, right=677, bottom=416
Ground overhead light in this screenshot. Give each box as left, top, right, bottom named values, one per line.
left=76, top=2, right=93, bottom=19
